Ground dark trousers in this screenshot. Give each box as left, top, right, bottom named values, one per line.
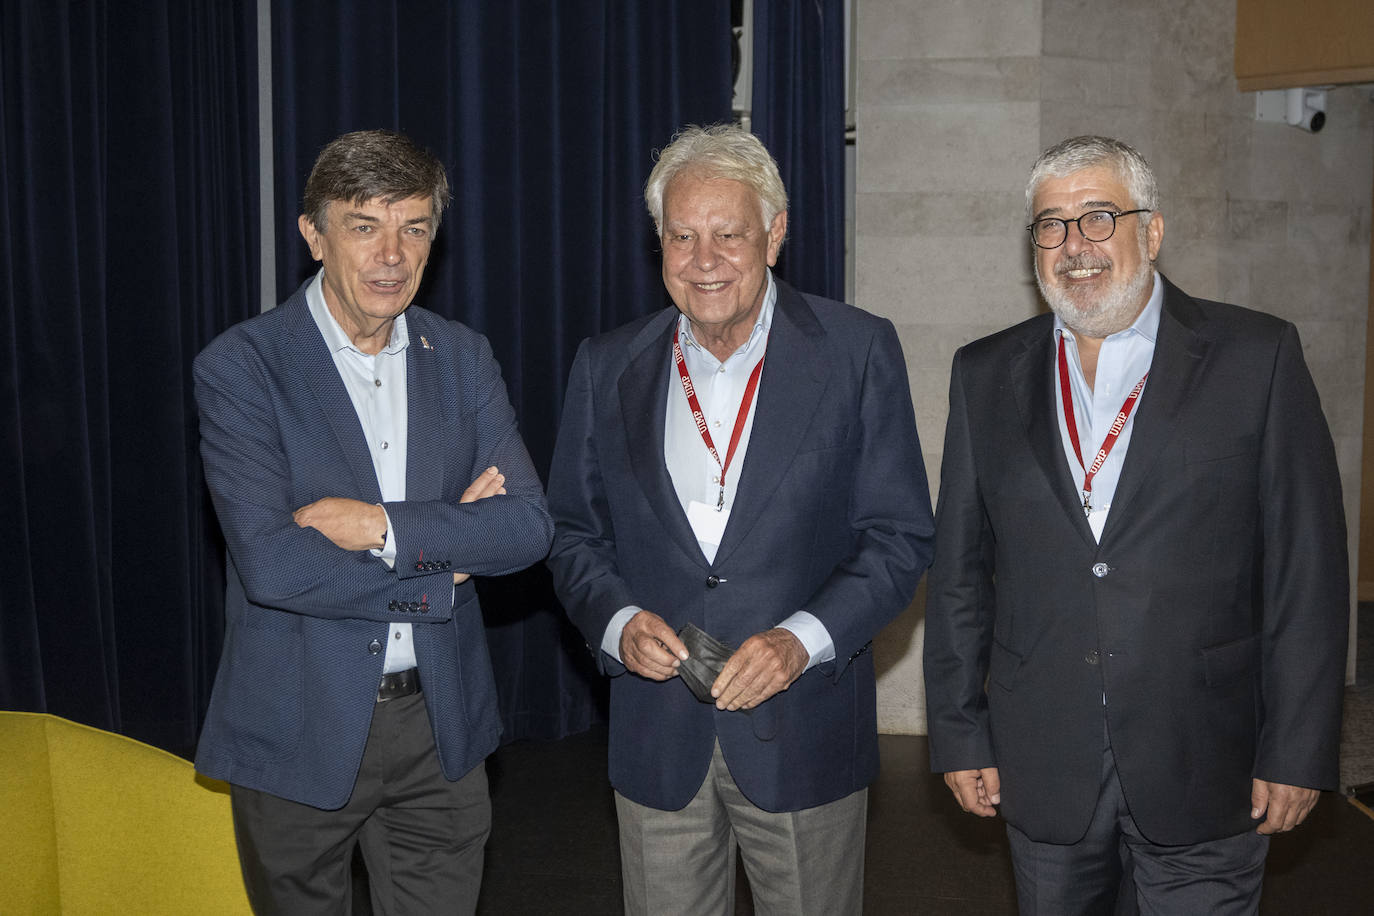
left=1006, top=741, right=1268, bottom=915
left=231, top=691, right=491, bottom=916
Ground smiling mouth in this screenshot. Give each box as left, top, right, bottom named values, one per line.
left=369, top=278, right=405, bottom=290
left=1064, top=268, right=1104, bottom=279
left=694, top=281, right=726, bottom=291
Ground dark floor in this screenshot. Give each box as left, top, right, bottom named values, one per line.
left=474, top=726, right=1374, bottom=915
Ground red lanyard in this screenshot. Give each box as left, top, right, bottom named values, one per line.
left=672, top=323, right=766, bottom=510
left=1057, top=334, right=1147, bottom=513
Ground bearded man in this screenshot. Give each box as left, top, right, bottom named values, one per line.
left=923, top=135, right=1348, bottom=915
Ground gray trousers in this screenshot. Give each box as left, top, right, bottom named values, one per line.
left=1006, top=742, right=1269, bottom=916
left=230, top=691, right=491, bottom=915
left=615, top=740, right=868, bottom=916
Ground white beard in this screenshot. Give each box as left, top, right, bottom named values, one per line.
left=1036, top=244, right=1154, bottom=339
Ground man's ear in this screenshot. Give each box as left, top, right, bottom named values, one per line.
left=766, top=210, right=788, bottom=266
left=298, top=214, right=324, bottom=261
left=1146, top=211, right=1164, bottom=262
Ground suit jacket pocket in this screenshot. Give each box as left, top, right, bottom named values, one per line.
left=223, top=625, right=304, bottom=762
left=1184, top=435, right=1257, bottom=464
left=989, top=640, right=1023, bottom=691
left=1201, top=633, right=1260, bottom=687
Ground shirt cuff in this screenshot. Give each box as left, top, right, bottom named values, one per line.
left=777, top=611, right=833, bottom=672
left=369, top=506, right=397, bottom=569
left=601, top=606, right=643, bottom=662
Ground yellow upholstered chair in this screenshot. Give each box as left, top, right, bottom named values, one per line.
left=0, top=711, right=251, bottom=915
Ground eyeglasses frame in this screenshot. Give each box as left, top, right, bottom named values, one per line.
left=1026, top=208, right=1152, bottom=250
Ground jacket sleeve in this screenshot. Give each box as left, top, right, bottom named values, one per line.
left=923, top=347, right=999, bottom=773
left=545, top=340, right=637, bottom=673
left=384, top=331, right=553, bottom=582
left=798, top=319, right=936, bottom=679
left=1253, top=322, right=1349, bottom=790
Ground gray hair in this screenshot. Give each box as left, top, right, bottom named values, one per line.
left=644, top=124, right=788, bottom=235
left=1026, top=135, right=1158, bottom=222
left=303, top=129, right=451, bottom=232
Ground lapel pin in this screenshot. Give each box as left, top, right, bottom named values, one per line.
left=420, top=335, right=433, bottom=350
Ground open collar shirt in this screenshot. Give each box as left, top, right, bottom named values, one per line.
left=1053, top=271, right=1163, bottom=543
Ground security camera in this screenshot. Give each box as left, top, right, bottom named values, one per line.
left=1286, top=88, right=1326, bottom=133
left=1253, top=88, right=1328, bottom=133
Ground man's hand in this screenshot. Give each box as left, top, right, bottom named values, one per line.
left=452, top=466, right=505, bottom=584
left=620, top=610, right=689, bottom=680
left=293, top=497, right=387, bottom=551
left=1252, top=779, right=1319, bottom=835
left=711, top=628, right=808, bottom=711
left=944, top=767, right=1001, bottom=817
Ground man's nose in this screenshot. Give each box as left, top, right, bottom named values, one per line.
left=693, top=237, right=719, bottom=271
left=379, top=233, right=404, bottom=265
left=1062, top=221, right=1094, bottom=255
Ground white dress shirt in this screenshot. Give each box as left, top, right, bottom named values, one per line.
left=601, top=272, right=835, bottom=669
left=306, top=270, right=415, bottom=673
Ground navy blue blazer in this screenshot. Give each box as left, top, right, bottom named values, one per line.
left=547, top=280, right=935, bottom=813
left=924, top=276, right=1349, bottom=845
left=194, top=279, right=553, bottom=810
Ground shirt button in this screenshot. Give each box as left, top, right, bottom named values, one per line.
left=381, top=441, right=389, bottom=450
left=706, top=575, right=720, bottom=588
left=1092, top=562, right=1111, bottom=578
left=367, top=639, right=382, bottom=655
left=374, top=378, right=382, bottom=387
left=393, top=631, right=402, bottom=640
left=1084, top=649, right=1101, bottom=665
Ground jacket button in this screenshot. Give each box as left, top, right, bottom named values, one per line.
left=442, top=560, right=451, bottom=569
left=388, top=600, right=399, bottom=611
left=1092, top=562, right=1110, bottom=578
left=706, top=575, right=720, bottom=588
left=1084, top=649, right=1100, bottom=665
left=368, top=639, right=382, bottom=655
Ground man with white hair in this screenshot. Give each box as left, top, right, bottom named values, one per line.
left=924, top=135, right=1348, bottom=914
left=548, top=124, right=934, bottom=914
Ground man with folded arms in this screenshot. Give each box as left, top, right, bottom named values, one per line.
left=195, top=129, right=552, bottom=913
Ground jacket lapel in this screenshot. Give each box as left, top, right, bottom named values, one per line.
left=404, top=313, right=447, bottom=501
left=618, top=310, right=709, bottom=567
left=283, top=283, right=384, bottom=504
left=711, top=282, right=828, bottom=567
left=1008, top=317, right=1097, bottom=545
left=1099, top=278, right=1210, bottom=539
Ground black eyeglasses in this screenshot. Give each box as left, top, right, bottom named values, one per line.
left=1026, top=209, right=1150, bottom=249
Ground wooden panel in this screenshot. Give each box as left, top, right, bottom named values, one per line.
left=1236, top=0, right=1374, bottom=90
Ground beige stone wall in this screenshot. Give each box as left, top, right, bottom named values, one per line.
left=857, top=0, right=1373, bottom=734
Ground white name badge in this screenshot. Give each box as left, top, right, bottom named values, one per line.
left=687, top=500, right=729, bottom=546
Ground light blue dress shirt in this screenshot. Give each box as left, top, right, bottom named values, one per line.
left=306, top=271, right=416, bottom=674
left=601, top=271, right=835, bottom=669
left=1053, top=272, right=1163, bottom=543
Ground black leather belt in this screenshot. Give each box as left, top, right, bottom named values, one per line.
left=377, top=668, right=421, bottom=702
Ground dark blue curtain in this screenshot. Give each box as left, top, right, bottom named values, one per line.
left=271, top=1, right=734, bottom=740
left=0, top=1, right=258, bottom=751
left=751, top=0, right=846, bottom=301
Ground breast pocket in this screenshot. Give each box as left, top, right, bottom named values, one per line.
left=1184, top=435, right=1257, bottom=465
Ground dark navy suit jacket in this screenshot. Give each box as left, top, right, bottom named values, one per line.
left=924, top=276, right=1349, bottom=845
left=547, top=280, right=935, bottom=813
left=194, top=279, right=552, bottom=810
